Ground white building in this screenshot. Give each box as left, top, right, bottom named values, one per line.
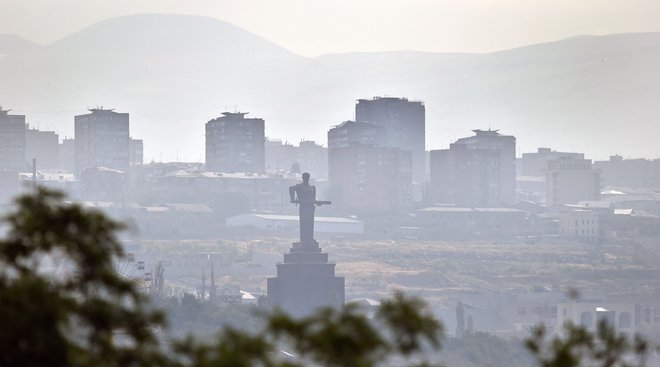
left=558, top=209, right=600, bottom=242
left=226, top=213, right=364, bottom=234
left=557, top=300, right=636, bottom=337
left=546, top=157, right=600, bottom=206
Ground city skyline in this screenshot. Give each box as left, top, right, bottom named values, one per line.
left=3, top=100, right=659, bottom=164
left=2, top=10, right=660, bottom=163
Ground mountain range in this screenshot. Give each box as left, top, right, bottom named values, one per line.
left=1, top=13, right=659, bottom=161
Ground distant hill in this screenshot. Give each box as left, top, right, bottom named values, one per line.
left=1, top=13, right=659, bottom=161
left=0, top=34, right=39, bottom=56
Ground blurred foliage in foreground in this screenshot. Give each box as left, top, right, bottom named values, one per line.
left=0, top=188, right=656, bottom=367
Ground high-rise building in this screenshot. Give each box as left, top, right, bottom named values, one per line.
left=129, top=138, right=144, bottom=165
left=0, top=107, right=26, bottom=172
left=25, top=127, right=59, bottom=170
left=328, top=143, right=412, bottom=213
left=265, top=139, right=297, bottom=172
left=521, top=148, right=584, bottom=177
left=430, top=129, right=516, bottom=207
left=355, top=97, right=425, bottom=183
left=74, top=108, right=130, bottom=175
left=296, top=140, right=328, bottom=180
left=205, top=112, right=265, bottom=173
left=327, top=120, right=385, bottom=149
left=430, top=143, right=501, bottom=207
left=546, top=157, right=600, bottom=206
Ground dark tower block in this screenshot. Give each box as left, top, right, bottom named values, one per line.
left=267, top=172, right=345, bottom=317
left=355, top=97, right=425, bottom=184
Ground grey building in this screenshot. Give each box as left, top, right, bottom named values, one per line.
left=430, top=143, right=502, bottom=207
left=296, top=140, right=328, bottom=180
left=355, top=97, right=425, bottom=183
left=327, top=120, right=385, bottom=149
left=58, top=138, right=75, bottom=172
left=265, top=139, right=296, bottom=172
left=205, top=112, right=265, bottom=173
left=0, top=107, right=26, bottom=172
left=430, top=129, right=516, bottom=207
left=74, top=108, right=130, bottom=175
left=521, top=148, right=584, bottom=177
left=26, top=127, right=59, bottom=170
left=546, top=157, right=600, bottom=206
left=328, top=142, right=412, bottom=213
left=594, top=155, right=660, bottom=189
left=129, top=138, right=144, bottom=165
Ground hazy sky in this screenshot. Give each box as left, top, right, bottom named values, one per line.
left=2, top=0, right=660, bottom=56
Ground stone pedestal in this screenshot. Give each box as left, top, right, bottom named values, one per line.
left=267, top=240, right=344, bottom=317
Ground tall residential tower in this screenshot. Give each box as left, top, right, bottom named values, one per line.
left=205, top=112, right=265, bottom=173
left=0, top=107, right=26, bottom=172
left=355, top=97, right=425, bottom=183
left=430, top=129, right=516, bottom=207
left=74, top=108, right=130, bottom=175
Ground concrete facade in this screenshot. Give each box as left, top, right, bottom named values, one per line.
left=135, top=168, right=300, bottom=212
left=206, top=112, right=265, bottom=173
left=557, top=301, right=637, bottom=337
left=430, top=130, right=516, bottom=207
left=129, top=138, right=144, bottom=165
left=594, top=155, right=660, bottom=189
left=296, top=140, right=328, bottom=180
left=74, top=108, right=130, bottom=175
left=521, top=148, right=584, bottom=177
left=265, top=139, right=297, bottom=172
left=327, top=120, right=386, bottom=149
left=25, top=128, right=59, bottom=170
left=546, top=157, right=600, bottom=206
left=558, top=209, right=601, bottom=242
left=329, top=143, right=412, bottom=213
left=355, top=97, right=425, bottom=183
left=58, top=138, right=75, bottom=172
left=0, top=107, right=26, bottom=172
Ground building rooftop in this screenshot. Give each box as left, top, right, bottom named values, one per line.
left=18, top=172, right=76, bottom=182
left=418, top=207, right=523, bottom=213
left=87, top=107, right=117, bottom=113
left=165, top=203, right=213, bottom=213
left=249, top=213, right=363, bottom=224
left=577, top=201, right=614, bottom=209
left=356, top=96, right=424, bottom=104
left=472, top=129, right=501, bottom=135
left=221, top=111, right=249, bottom=117
left=86, top=166, right=126, bottom=174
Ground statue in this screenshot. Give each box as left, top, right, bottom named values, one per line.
left=289, top=172, right=331, bottom=244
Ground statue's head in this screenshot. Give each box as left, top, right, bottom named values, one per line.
left=302, top=172, right=310, bottom=184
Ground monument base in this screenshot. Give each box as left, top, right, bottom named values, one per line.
left=267, top=240, right=345, bottom=317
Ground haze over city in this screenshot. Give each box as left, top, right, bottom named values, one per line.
left=2, top=1, right=660, bottom=161
left=2, top=2, right=660, bottom=366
